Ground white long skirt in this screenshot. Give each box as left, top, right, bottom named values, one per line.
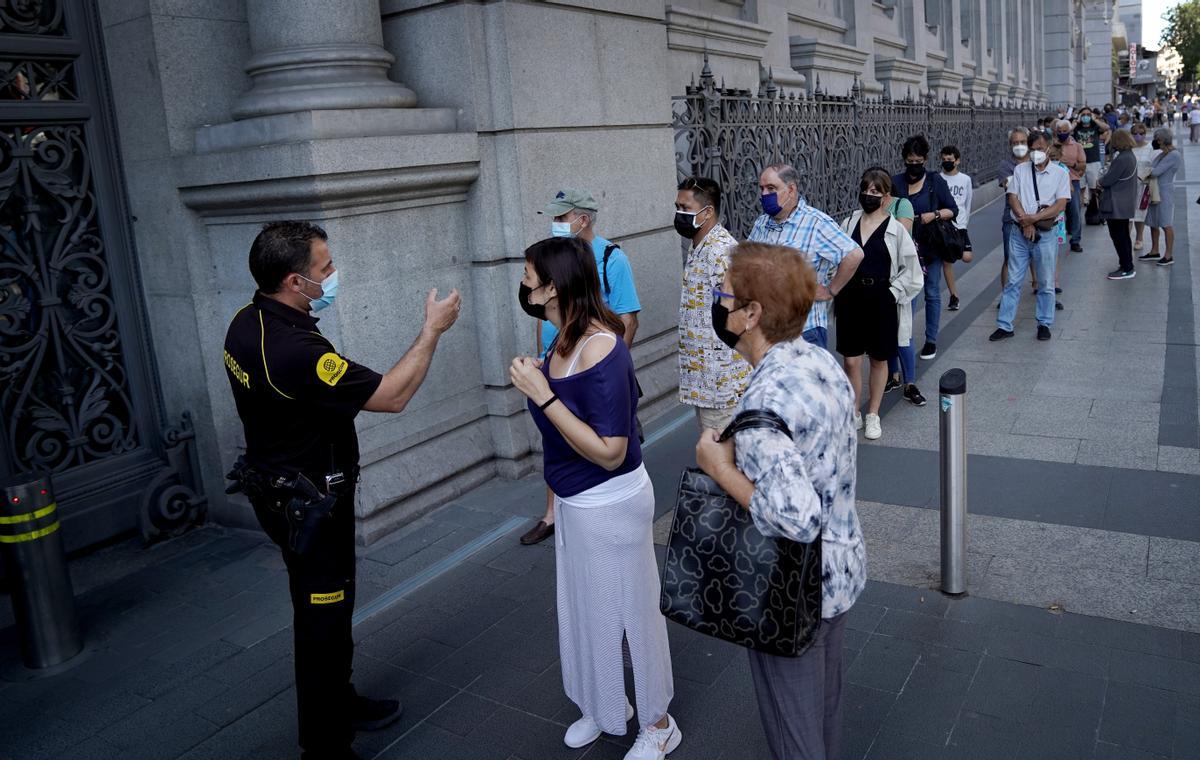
left=555, top=467, right=674, bottom=735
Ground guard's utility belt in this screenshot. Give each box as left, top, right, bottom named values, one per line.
left=225, top=456, right=356, bottom=555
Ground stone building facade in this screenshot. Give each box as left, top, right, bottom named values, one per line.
left=11, top=0, right=1066, bottom=549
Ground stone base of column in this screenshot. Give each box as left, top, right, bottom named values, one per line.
left=195, top=107, right=460, bottom=154
left=875, top=56, right=927, bottom=101
left=961, top=75, right=994, bottom=106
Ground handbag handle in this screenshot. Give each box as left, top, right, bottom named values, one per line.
left=717, top=409, right=792, bottom=443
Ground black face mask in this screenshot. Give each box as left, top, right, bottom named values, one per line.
left=673, top=210, right=702, bottom=239
left=711, top=300, right=747, bottom=350
left=941, top=160, right=956, bottom=172
left=1152, top=139, right=1161, bottom=150
left=904, top=164, right=925, bottom=181
left=859, top=193, right=883, bottom=213
left=518, top=283, right=550, bottom=320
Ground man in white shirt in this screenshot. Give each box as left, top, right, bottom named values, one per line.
left=990, top=132, right=1070, bottom=343
left=939, top=145, right=973, bottom=311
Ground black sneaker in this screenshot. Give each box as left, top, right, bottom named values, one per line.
left=1054, top=287, right=1063, bottom=294
left=1158, top=258, right=1175, bottom=266
left=1070, top=243, right=1083, bottom=252
left=1137, top=251, right=1161, bottom=261
left=1055, top=301, right=1064, bottom=311
left=352, top=696, right=403, bottom=732
left=884, top=376, right=902, bottom=393
left=947, top=295, right=960, bottom=311
left=1107, top=269, right=1136, bottom=280
left=919, top=342, right=937, bottom=360
left=989, top=328, right=1015, bottom=341
left=903, top=384, right=927, bottom=407
left=1037, top=325, right=1052, bottom=341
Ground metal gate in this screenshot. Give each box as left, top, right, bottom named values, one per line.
left=0, top=0, right=203, bottom=551
left=674, top=58, right=1044, bottom=238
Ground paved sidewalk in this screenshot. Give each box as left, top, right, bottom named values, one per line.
left=2, top=151, right=1199, bottom=759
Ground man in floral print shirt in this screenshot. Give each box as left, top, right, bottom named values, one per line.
left=674, top=177, right=751, bottom=431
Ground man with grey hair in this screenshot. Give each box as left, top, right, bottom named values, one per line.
left=747, top=163, right=864, bottom=350
left=1054, top=119, right=1087, bottom=252
left=996, top=127, right=1031, bottom=295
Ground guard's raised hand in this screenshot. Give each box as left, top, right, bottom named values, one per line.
left=425, top=288, right=461, bottom=334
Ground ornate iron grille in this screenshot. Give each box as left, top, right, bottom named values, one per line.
left=0, top=0, right=204, bottom=548
left=674, top=59, right=1044, bottom=238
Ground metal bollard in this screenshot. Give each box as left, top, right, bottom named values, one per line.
left=1, top=475, right=83, bottom=669
left=939, top=369, right=968, bottom=596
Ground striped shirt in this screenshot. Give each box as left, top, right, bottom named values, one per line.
left=747, top=201, right=859, bottom=333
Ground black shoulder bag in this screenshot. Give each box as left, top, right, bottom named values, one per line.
left=915, top=178, right=965, bottom=263
left=660, top=410, right=822, bottom=657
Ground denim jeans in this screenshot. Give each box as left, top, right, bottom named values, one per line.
left=998, top=228, right=1058, bottom=331
left=1065, top=180, right=1082, bottom=245
left=888, top=300, right=918, bottom=383
left=922, top=259, right=942, bottom=344
left=802, top=326, right=828, bottom=350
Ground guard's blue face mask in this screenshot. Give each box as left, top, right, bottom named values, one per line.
left=760, top=192, right=783, bottom=217
left=299, top=270, right=338, bottom=312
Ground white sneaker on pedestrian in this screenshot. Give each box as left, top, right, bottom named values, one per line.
left=623, top=714, right=682, bottom=760
left=565, top=699, right=634, bottom=748
left=853, top=412, right=863, bottom=431
left=864, top=413, right=882, bottom=440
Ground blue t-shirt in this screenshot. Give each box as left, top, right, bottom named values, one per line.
left=540, top=236, right=641, bottom=355
left=529, top=337, right=642, bottom=497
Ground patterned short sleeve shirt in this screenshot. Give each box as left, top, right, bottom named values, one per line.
left=747, top=201, right=859, bottom=333
left=678, top=225, right=751, bottom=409
left=732, top=339, right=867, bottom=618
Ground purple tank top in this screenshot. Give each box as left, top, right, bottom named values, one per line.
left=528, top=336, right=642, bottom=498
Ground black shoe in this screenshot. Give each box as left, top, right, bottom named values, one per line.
left=1054, top=287, right=1063, bottom=294
left=1070, top=243, right=1083, bottom=252
left=947, top=295, right=960, bottom=311
left=1037, top=325, right=1052, bottom=341
left=989, top=328, right=1015, bottom=341
left=884, top=376, right=902, bottom=394
left=1055, top=301, right=1064, bottom=311
left=1138, top=251, right=1160, bottom=261
left=919, top=342, right=937, bottom=360
left=903, top=384, right=927, bottom=407
left=1158, top=258, right=1175, bottom=266
left=353, top=696, right=403, bottom=732
left=1107, top=269, right=1136, bottom=280
left=519, top=520, right=554, bottom=546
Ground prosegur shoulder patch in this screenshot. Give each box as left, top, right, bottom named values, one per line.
left=316, top=352, right=348, bottom=386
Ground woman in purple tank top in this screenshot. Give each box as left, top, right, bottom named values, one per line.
left=509, top=237, right=680, bottom=760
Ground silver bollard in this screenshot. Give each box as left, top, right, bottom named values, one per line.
left=939, top=369, right=968, bottom=596
left=1, top=475, right=83, bottom=669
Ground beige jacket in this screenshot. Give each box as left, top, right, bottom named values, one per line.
left=840, top=211, right=925, bottom=346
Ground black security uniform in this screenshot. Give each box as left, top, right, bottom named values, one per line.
left=223, top=292, right=382, bottom=757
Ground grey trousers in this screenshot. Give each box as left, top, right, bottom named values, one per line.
left=748, top=611, right=849, bottom=760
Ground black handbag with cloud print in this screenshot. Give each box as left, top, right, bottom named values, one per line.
left=659, top=410, right=822, bottom=658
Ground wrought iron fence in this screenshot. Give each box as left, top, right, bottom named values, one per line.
left=673, top=59, right=1044, bottom=238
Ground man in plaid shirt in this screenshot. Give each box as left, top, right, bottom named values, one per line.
left=747, top=163, right=864, bottom=349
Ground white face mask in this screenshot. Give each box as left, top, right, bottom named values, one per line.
left=1012, top=144, right=1029, bottom=158
left=1030, top=150, right=1048, bottom=166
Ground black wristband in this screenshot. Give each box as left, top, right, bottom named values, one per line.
left=539, top=395, right=559, bottom=412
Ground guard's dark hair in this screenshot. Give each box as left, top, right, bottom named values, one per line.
left=940, top=145, right=961, bottom=160
left=859, top=167, right=893, bottom=196
left=901, top=134, right=930, bottom=159
left=524, top=237, right=624, bottom=358
left=249, top=221, right=328, bottom=294
left=678, top=176, right=722, bottom=215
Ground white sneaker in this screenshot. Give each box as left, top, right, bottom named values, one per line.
left=564, top=699, right=634, bottom=748
left=624, top=714, right=682, bottom=759
left=864, top=413, right=882, bottom=440
left=853, top=412, right=863, bottom=431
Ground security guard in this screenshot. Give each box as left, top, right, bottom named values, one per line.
left=223, top=221, right=461, bottom=759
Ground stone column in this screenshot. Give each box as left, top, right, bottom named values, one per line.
left=231, top=0, right=416, bottom=120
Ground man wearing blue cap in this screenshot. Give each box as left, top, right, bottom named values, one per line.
left=519, top=188, right=643, bottom=546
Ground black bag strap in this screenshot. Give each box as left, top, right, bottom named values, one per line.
left=717, top=409, right=791, bottom=442
left=601, top=243, right=619, bottom=296
left=1030, top=162, right=1041, bottom=204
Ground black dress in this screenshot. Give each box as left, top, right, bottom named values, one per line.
left=834, top=217, right=899, bottom=361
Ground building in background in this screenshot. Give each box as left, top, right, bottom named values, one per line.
left=1118, top=0, right=1143, bottom=47
left=1159, top=45, right=1185, bottom=94
left=2, top=0, right=1065, bottom=552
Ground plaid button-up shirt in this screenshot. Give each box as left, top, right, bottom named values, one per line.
left=747, top=201, right=859, bottom=333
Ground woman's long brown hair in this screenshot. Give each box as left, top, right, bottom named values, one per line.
left=524, top=237, right=625, bottom=357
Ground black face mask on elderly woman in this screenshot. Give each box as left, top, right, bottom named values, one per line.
left=711, top=297, right=747, bottom=350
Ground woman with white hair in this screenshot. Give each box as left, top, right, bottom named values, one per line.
left=1139, top=128, right=1182, bottom=266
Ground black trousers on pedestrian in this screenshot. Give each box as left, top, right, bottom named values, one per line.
left=1106, top=218, right=1133, bottom=272
left=252, top=487, right=357, bottom=756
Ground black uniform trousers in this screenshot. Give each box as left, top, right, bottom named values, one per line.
left=251, top=487, right=357, bottom=756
